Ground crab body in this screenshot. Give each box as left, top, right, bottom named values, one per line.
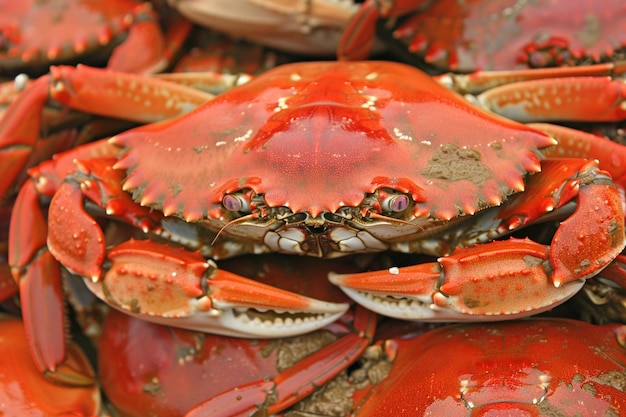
left=110, top=60, right=553, bottom=249
left=3, top=61, right=626, bottom=385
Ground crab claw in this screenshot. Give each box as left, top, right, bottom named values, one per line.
left=329, top=262, right=443, bottom=320
left=330, top=239, right=584, bottom=322
left=85, top=239, right=348, bottom=338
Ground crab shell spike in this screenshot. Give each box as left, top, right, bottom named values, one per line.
left=486, top=193, right=503, bottom=206
left=162, top=205, right=179, bottom=217
left=72, top=36, right=88, bottom=54
left=112, top=61, right=555, bottom=224
left=46, top=43, right=62, bottom=60
left=96, top=25, right=113, bottom=45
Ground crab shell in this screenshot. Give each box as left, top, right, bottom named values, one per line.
left=356, top=318, right=626, bottom=415
left=112, top=61, right=554, bottom=251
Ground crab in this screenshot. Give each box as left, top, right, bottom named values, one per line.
left=3, top=60, right=626, bottom=386
left=168, top=0, right=361, bottom=56
left=338, top=0, right=626, bottom=72
left=0, top=0, right=192, bottom=76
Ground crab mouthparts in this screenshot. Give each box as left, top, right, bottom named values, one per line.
left=264, top=218, right=389, bottom=258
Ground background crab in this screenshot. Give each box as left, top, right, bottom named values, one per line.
left=0, top=0, right=196, bottom=76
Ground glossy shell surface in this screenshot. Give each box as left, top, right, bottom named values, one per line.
left=356, top=318, right=626, bottom=415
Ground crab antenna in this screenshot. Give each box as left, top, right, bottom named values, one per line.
left=211, top=213, right=259, bottom=246
left=368, top=212, right=424, bottom=231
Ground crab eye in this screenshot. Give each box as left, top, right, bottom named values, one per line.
left=381, top=193, right=410, bottom=213
left=222, top=193, right=250, bottom=213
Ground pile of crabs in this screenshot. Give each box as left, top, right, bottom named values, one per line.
left=2, top=0, right=626, bottom=415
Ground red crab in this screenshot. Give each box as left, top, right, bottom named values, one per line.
left=2, top=61, right=626, bottom=386
left=0, top=0, right=192, bottom=75
left=338, top=0, right=626, bottom=72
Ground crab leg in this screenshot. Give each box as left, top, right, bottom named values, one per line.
left=0, top=316, right=100, bottom=416
left=48, top=65, right=214, bottom=123
left=436, top=61, right=626, bottom=94
left=0, top=75, right=50, bottom=199
left=105, top=3, right=193, bottom=75
left=337, top=0, right=432, bottom=60
left=7, top=140, right=157, bottom=384
left=56, top=149, right=349, bottom=326
left=331, top=158, right=625, bottom=321
left=530, top=123, right=626, bottom=187
left=434, top=62, right=626, bottom=121
left=8, top=141, right=123, bottom=385
left=45, top=152, right=348, bottom=338
left=330, top=238, right=585, bottom=321
left=471, top=75, right=626, bottom=123
left=185, top=306, right=377, bottom=417
left=0, top=260, right=17, bottom=302
left=0, top=202, right=19, bottom=301
left=0, top=66, right=219, bottom=328
left=9, top=180, right=94, bottom=385
left=598, top=255, right=626, bottom=288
